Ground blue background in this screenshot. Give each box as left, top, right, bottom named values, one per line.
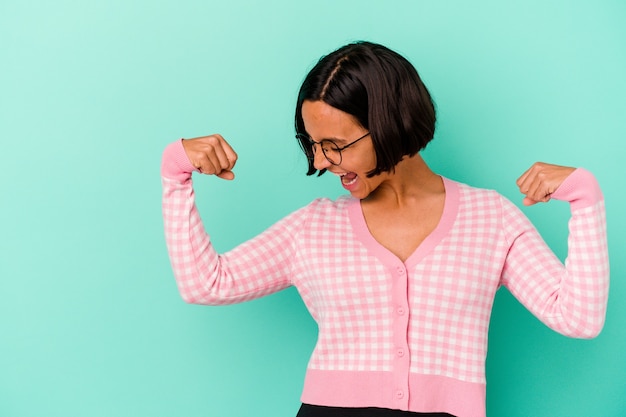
left=1, top=1, right=625, bottom=416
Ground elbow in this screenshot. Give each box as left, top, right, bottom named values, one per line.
left=177, top=285, right=211, bottom=305
left=549, top=295, right=608, bottom=339
left=178, top=287, right=229, bottom=306
left=577, top=321, right=605, bottom=339
left=560, top=317, right=606, bottom=339
left=569, top=328, right=603, bottom=340
left=180, top=292, right=201, bottom=305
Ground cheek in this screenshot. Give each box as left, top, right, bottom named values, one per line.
left=354, top=147, right=377, bottom=170
left=362, top=151, right=378, bottom=173
left=340, top=146, right=377, bottom=174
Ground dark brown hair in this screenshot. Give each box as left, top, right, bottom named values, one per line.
left=295, top=41, right=436, bottom=177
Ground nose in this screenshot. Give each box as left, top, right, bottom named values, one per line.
left=312, top=145, right=332, bottom=171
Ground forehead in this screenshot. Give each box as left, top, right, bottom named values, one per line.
left=301, top=100, right=362, bottom=142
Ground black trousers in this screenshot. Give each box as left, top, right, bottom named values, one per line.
left=297, top=404, right=456, bottom=417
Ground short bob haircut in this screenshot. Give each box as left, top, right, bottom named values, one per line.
left=295, top=41, right=436, bottom=177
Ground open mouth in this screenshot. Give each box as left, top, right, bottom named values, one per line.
left=339, top=172, right=358, bottom=186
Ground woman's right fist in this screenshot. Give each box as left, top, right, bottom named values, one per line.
left=182, top=134, right=238, bottom=180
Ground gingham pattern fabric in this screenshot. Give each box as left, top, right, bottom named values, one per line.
left=161, top=140, right=609, bottom=417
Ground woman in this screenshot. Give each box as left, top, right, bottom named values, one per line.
left=161, top=42, right=609, bottom=417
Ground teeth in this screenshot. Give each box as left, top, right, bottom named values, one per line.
left=334, top=172, right=357, bottom=186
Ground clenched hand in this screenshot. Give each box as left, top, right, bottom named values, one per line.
left=516, top=162, right=575, bottom=206
left=182, top=134, right=238, bottom=180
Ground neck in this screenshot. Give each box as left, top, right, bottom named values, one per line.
left=365, top=154, right=442, bottom=207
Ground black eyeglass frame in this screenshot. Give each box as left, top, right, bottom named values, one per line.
left=296, top=131, right=370, bottom=165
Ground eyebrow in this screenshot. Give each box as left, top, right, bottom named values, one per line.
left=303, top=130, right=349, bottom=145
left=314, top=136, right=348, bottom=145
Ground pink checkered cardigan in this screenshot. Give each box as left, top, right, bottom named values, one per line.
left=162, top=140, right=609, bottom=417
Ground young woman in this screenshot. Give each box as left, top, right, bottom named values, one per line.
left=161, top=42, right=609, bottom=417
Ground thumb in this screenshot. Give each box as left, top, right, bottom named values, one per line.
left=522, top=197, right=538, bottom=206
left=217, top=170, right=235, bottom=180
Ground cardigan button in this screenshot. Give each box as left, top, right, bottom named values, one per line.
left=396, top=266, right=405, bottom=275
left=397, top=348, right=405, bottom=357
left=395, top=390, right=404, bottom=399
left=397, top=307, right=405, bottom=315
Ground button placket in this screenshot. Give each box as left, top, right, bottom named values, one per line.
left=390, top=263, right=410, bottom=409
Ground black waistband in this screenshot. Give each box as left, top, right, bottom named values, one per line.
left=296, top=404, right=456, bottom=417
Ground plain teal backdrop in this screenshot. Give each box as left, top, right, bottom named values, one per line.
left=1, top=1, right=624, bottom=416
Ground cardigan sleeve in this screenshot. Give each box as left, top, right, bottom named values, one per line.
left=161, top=140, right=308, bottom=305
left=499, top=168, right=609, bottom=338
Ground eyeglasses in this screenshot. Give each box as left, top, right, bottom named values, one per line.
left=296, top=131, right=370, bottom=165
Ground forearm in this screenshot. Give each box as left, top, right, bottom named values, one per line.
left=502, top=169, right=609, bottom=337
left=161, top=140, right=299, bottom=305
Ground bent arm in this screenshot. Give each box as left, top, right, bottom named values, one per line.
left=161, top=140, right=305, bottom=305
left=500, top=168, right=609, bottom=338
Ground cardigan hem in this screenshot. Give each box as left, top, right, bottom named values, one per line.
left=301, top=369, right=486, bottom=417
